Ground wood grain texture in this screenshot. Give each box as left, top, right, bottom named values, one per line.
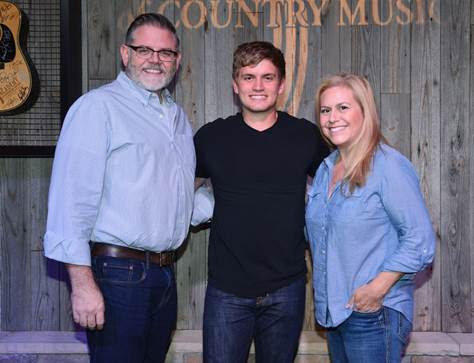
left=31, top=252, right=59, bottom=330
left=338, top=0, right=352, bottom=74
left=174, top=8, right=207, bottom=330
left=203, top=0, right=237, bottom=123
left=0, top=159, right=32, bottom=330
left=303, top=249, right=315, bottom=331
left=440, top=0, right=471, bottom=332
left=88, top=79, right=114, bottom=91
left=472, top=0, right=474, bottom=26
left=27, top=160, right=52, bottom=252
left=410, top=0, right=442, bottom=332
left=380, top=93, right=410, bottom=158
left=321, top=0, right=342, bottom=78
left=176, top=232, right=208, bottom=330
left=296, top=25, right=322, bottom=123
left=470, top=23, right=474, bottom=333
left=350, top=2, right=381, bottom=113
left=115, top=0, right=146, bottom=73
left=87, top=0, right=117, bottom=79
left=59, top=262, right=76, bottom=331
left=381, top=0, right=410, bottom=93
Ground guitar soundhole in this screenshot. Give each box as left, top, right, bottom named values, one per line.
left=0, top=24, right=16, bottom=63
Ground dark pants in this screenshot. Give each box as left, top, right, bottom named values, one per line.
left=203, top=277, right=306, bottom=363
left=87, top=256, right=177, bottom=363
left=327, top=306, right=412, bottom=363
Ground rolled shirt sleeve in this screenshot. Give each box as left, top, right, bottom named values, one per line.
left=191, top=185, right=214, bottom=226
left=380, top=152, right=436, bottom=273
left=44, top=93, right=108, bottom=266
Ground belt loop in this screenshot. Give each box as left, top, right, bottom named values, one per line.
left=145, top=251, right=150, bottom=269
left=160, top=253, right=165, bottom=267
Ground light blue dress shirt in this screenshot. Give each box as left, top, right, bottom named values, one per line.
left=44, top=72, right=196, bottom=266
left=305, top=144, right=435, bottom=327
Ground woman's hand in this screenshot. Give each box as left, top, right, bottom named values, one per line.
left=346, top=271, right=404, bottom=312
left=346, top=283, right=383, bottom=312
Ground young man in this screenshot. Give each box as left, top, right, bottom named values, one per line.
left=44, top=14, right=195, bottom=362
left=194, top=41, right=328, bottom=362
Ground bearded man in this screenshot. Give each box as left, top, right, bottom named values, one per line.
left=44, top=13, right=195, bottom=363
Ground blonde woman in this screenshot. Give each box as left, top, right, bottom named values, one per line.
left=305, top=74, right=435, bottom=362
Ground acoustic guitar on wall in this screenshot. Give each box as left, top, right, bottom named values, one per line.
left=0, top=0, right=33, bottom=114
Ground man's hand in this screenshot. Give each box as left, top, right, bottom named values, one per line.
left=195, top=177, right=206, bottom=191
left=346, top=271, right=403, bottom=313
left=66, top=264, right=105, bottom=330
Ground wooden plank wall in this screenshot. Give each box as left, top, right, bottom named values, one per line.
left=0, top=0, right=472, bottom=334
left=410, top=0, right=441, bottom=332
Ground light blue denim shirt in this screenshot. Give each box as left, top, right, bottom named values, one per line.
left=44, top=72, right=196, bottom=266
left=305, top=144, right=435, bottom=327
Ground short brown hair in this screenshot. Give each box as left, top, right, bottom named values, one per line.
left=232, top=41, right=285, bottom=80
left=125, top=13, right=179, bottom=48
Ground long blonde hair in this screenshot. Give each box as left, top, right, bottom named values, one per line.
left=315, top=74, right=386, bottom=192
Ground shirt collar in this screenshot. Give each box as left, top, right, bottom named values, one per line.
left=323, top=149, right=340, bottom=170
left=117, top=71, right=174, bottom=106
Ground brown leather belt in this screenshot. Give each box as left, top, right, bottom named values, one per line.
left=91, top=242, right=175, bottom=267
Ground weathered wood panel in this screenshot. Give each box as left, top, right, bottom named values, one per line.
left=410, top=0, right=442, bottom=332
left=380, top=93, right=411, bottom=158
left=174, top=7, right=207, bottom=330
left=115, top=0, right=146, bottom=73
left=472, top=0, right=474, bottom=25
left=338, top=0, right=352, bottom=74
left=297, top=21, right=322, bottom=122
left=0, top=159, right=33, bottom=330
left=381, top=0, right=410, bottom=94
left=321, top=0, right=342, bottom=78
left=350, top=2, right=381, bottom=112
left=87, top=0, right=117, bottom=79
left=440, top=0, right=471, bottom=332
left=59, top=265, right=76, bottom=331
left=203, top=1, right=237, bottom=121
left=0, top=157, right=75, bottom=331
left=88, top=79, right=113, bottom=91
left=470, top=23, right=474, bottom=333
left=31, top=252, right=59, bottom=330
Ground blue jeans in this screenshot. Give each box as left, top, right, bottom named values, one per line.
left=326, top=306, right=412, bottom=363
left=87, top=256, right=177, bottom=363
left=203, top=277, right=306, bottom=363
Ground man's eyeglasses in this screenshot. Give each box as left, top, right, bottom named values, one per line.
left=126, top=45, right=179, bottom=62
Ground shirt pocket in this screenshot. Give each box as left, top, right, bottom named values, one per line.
left=331, top=188, right=368, bottom=221
left=305, top=190, right=325, bottom=233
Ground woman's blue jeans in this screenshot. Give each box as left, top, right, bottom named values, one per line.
left=87, top=256, right=177, bottom=363
left=203, top=277, right=306, bottom=363
left=326, top=306, right=412, bottom=363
